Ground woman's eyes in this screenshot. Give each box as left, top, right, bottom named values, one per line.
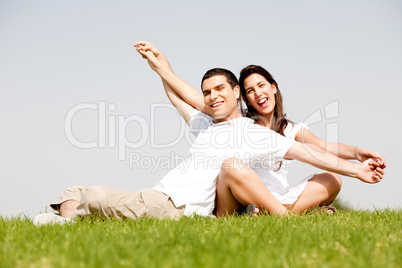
left=247, top=83, right=265, bottom=93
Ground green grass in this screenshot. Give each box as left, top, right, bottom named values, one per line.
left=1, top=210, right=401, bottom=268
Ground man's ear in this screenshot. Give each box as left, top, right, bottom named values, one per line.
left=234, top=85, right=240, bottom=99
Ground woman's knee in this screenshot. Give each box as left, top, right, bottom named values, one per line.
left=221, top=157, right=244, bottom=169
left=318, top=172, right=342, bottom=193
left=220, top=157, right=249, bottom=181
left=328, top=172, right=342, bottom=191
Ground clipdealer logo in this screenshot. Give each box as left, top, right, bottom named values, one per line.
left=64, top=101, right=191, bottom=161
left=64, top=100, right=340, bottom=169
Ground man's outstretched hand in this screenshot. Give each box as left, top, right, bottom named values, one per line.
left=134, top=41, right=171, bottom=72
left=356, top=147, right=386, bottom=169
left=356, top=158, right=385, bottom=184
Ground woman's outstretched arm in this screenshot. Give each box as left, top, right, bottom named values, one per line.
left=295, top=128, right=386, bottom=167
left=284, top=142, right=385, bottom=184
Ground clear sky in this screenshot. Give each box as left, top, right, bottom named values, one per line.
left=1, top=0, right=401, bottom=217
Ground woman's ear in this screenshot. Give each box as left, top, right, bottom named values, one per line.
left=272, top=83, right=278, bottom=94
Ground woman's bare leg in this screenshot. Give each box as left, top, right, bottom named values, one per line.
left=215, top=157, right=288, bottom=217
left=285, top=172, right=342, bottom=214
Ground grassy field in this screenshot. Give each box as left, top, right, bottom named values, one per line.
left=1, top=209, right=401, bottom=268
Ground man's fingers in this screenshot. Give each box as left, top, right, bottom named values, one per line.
left=368, top=160, right=379, bottom=169
left=373, top=170, right=383, bottom=180
left=141, top=43, right=160, bottom=56
left=379, top=157, right=386, bottom=168
left=371, top=173, right=381, bottom=183
left=135, top=47, right=146, bottom=58
left=375, top=156, right=385, bottom=166
left=137, top=48, right=151, bottom=59
left=134, top=41, right=160, bottom=56
left=369, top=158, right=385, bottom=169
left=137, top=47, right=157, bottom=58
left=141, top=50, right=159, bottom=63
left=372, top=152, right=385, bottom=166
left=135, top=45, right=144, bottom=53
left=144, top=49, right=157, bottom=59
left=137, top=48, right=146, bottom=56
left=134, top=40, right=150, bottom=48
left=370, top=160, right=386, bottom=172
left=374, top=167, right=385, bottom=175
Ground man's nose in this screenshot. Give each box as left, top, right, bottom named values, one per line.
left=210, top=89, right=218, bottom=100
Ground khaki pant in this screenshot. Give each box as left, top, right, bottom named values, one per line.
left=50, top=185, right=184, bottom=220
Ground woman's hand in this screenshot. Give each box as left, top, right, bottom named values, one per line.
left=356, top=147, right=386, bottom=168
left=356, top=158, right=385, bottom=184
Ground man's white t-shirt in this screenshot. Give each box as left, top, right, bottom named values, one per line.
left=153, top=110, right=296, bottom=216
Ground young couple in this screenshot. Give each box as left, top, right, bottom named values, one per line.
left=34, top=41, right=385, bottom=224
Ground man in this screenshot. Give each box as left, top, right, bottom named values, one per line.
left=134, top=41, right=385, bottom=216
left=34, top=43, right=384, bottom=225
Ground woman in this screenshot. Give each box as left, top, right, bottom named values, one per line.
left=234, top=65, right=385, bottom=214
left=134, top=41, right=385, bottom=216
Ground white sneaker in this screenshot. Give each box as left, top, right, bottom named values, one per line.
left=33, top=213, right=72, bottom=226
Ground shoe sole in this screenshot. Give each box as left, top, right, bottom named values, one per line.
left=244, top=204, right=256, bottom=216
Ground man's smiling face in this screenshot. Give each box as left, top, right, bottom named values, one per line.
left=202, top=75, right=240, bottom=123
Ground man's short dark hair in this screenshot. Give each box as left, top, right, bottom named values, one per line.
left=201, top=68, right=239, bottom=89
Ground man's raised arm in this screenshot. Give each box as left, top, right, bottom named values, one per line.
left=160, top=79, right=195, bottom=124
left=134, top=41, right=206, bottom=112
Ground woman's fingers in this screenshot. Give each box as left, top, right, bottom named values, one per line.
left=373, top=175, right=381, bottom=183
left=376, top=155, right=385, bottom=166
left=368, top=159, right=379, bottom=168
left=374, top=167, right=385, bottom=175
left=373, top=169, right=383, bottom=180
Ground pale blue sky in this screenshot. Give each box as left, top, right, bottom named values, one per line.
left=1, top=0, right=401, bottom=217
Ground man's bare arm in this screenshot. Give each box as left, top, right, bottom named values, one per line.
left=135, top=44, right=196, bottom=123
left=161, top=79, right=194, bottom=124
left=134, top=41, right=206, bottom=112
